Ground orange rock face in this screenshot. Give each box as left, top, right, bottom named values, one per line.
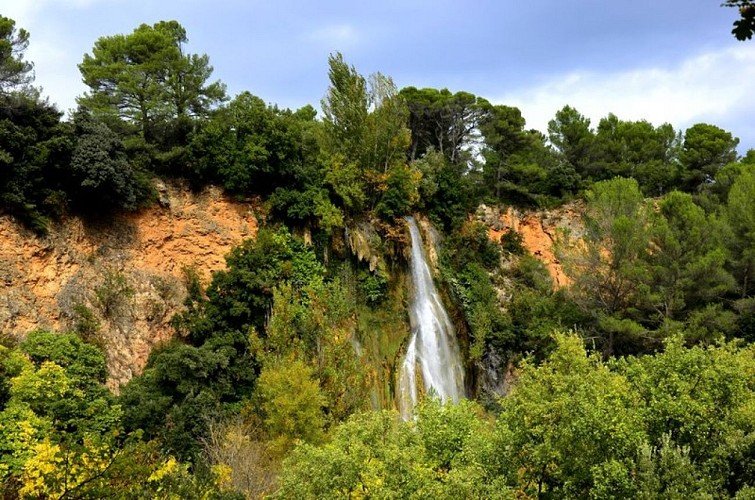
left=0, top=184, right=257, bottom=390
left=483, top=203, right=584, bottom=289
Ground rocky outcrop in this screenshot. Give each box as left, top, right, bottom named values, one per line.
left=345, top=221, right=383, bottom=272
left=0, top=184, right=257, bottom=390
left=479, top=202, right=584, bottom=288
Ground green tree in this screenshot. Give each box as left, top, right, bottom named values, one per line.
left=620, top=337, right=755, bottom=494
left=69, top=109, right=153, bottom=211
left=365, top=72, right=411, bottom=174
left=442, top=221, right=510, bottom=359
left=699, top=157, right=754, bottom=207
left=679, top=123, right=739, bottom=191
left=499, top=333, right=645, bottom=498
left=375, top=164, right=420, bottom=219
left=321, top=54, right=412, bottom=214
left=278, top=402, right=507, bottom=499
left=643, top=192, right=735, bottom=329
left=177, top=227, right=324, bottom=342
left=0, top=92, right=72, bottom=232
left=0, top=332, right=126, bottom=493
left=119, top=339, right=250, bottom=460
left=592, top=114, right=681, bottom=195
left=261, top=279, right=367, bottom=424
left=503, top=255, right=585, bottom=360
left=124, top=229, right=325, bottom=459
left=78, top=20, right=225, bottom=149
left=548, top=105, right=596, bottom=181
left=321, top=52, right=369, bottom=167
left=0, top=337, right=236, bottom=498
left=254, top=360, right=326, bottom=454
left=190, top=92, right=331, bottom=226
left=727, top=168, right=755, bottom=297
left=0, top=15, right=33, bottom=93
left=559, top=178, right=651, bottom=355
left=478, top=103, right=528, bottom=200
left=400, top=86, right=486, bottom=165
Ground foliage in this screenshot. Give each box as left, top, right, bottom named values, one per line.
left=278, top=401, right=509, bottom=499
left=442, top=221, right=509, bottom=359
left=119, top=339, right=246, bottom=460
left=78, top=20, right=226, bottom=166
left=261, top=279, right=367, bottom=425
left=592, top=114, right=681, bottom=195
left=418, top=149, right=481, bottom=231
left=282, top=334, right=755, bottom=498
left=727, top=168, right=755, bottom=297
left=69, top=109, right=154, bottom=211
left=400, top=86, right=486, bottom=165
left=190, top=93, right=324, bottom=206
left=71, top=303, right=102, bottom=347
left=644, top=191, right=735, bottom=324
left=479, top=102, right=530, bottom=201
left=680, top=122, right=739, bottom=191
left=0, top=332, right=178, bottom=498
left=94, top=269, right=134, bottom=320
left=548, top=105, right=596, bottom=181
left=176, top=226, right=324, bottom=343
left=559, top=178, right=652, bottom=354
left=501, top=255, right=585, bottom=359
left=357, top=268, right=388, bottom=305
left=375, top=164, right=420, bottom=220
left=321, top=53, right=412, bottom=216
left=0, top=92, right=71, bottom=232
left=724, top=0, right=755, bottom=40
left=4, top=18, right=755, bottom=498
left=281, top=338, right=755, bottom=500
left=254, top=360, right=326, bottom=454
left=500, top=229, right=525, bottom=255
left=500, top=333, right=645, bottom=497
left=8, top=332, right=117, bottom=448
left=203, top=418, right=280, bottom=498
left=0, top=15, right=33, bottom=93
left=123, top=227, right=361, bottom=461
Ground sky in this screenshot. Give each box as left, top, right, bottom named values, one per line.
left=4, top=0, right=755, bottom=152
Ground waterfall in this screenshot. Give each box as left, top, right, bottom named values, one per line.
left=398, top=217, right=465, bottom=419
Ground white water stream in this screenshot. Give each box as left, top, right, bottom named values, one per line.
left=398, top=217, right=465, bottom=419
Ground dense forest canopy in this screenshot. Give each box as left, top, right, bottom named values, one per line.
left=2, top=10, right=755, bottom=498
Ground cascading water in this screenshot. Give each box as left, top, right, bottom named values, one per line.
left=398, top=217, right=465, bottom=419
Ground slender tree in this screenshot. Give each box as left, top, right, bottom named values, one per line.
left=0, top=15, right=33, bottom=94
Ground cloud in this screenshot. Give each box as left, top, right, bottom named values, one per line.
left=496, top=44, right=755, bottom=147
left=27, top=39, right=83, bottom=113
left=307, top=24, right=359, bottom=47
left=4, top=0, right=113, bottom=24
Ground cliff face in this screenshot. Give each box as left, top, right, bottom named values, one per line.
left=0, top=184, right=257, bottom=390
left=0, top=189, right=581, bottom=392
left=479, top=202, right=584, bottom=288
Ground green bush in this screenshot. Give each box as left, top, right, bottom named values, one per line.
left=500, top=230, right=525, bottom=255
left=94, top=269, right=133, bottom=320
left=357, top=268, right=388, bottom=305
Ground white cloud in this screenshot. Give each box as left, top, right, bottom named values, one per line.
left=496, top=45, right=755, bottom=146
left=28, top=40, right=84, bottom=114
left=4, top=0, right=112, bottom=24
left=308, top=24, right=359, bottom=47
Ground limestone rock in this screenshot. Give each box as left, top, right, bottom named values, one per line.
left=0, top=183, right=258, bottom=391
left=481, top=201, right=584, bottom=289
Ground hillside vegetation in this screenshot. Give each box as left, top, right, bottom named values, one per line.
left=2, top=14, right=755, bottom=498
